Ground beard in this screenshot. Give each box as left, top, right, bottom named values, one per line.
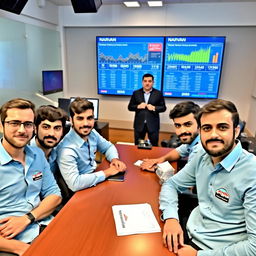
left=36, top=135, right=58, bottom=149
left=4, top=133, right=31, bottom=149
left=202, top=132, right=236, bottom=158
left=178, top=132, right=198, bottom=144
left=73, top=125, right=93, bottom=139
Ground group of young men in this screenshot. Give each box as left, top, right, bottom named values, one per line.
left=1, top=92, right=256, bottom=256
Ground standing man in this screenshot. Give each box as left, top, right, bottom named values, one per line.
left=160, top=99, right=256, bottom=256
left=141, top=101, right=201, bottom=171
left=30, top=105, right=68, bottom=173
left=128, top=73, right=166, bottom=146
left=57, top=97, right=126, bottom=192
left=0, top=98, right=61, bottom=255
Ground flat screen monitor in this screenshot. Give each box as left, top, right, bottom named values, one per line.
left=96, top=36, right=164, bottom=96
left=162, top=36, right=225, bottom=99
left=42, top=70, right=63, bottom=95
left=70, top=97, right=99, bottom=120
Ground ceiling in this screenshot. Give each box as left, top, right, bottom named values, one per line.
left=48, top=0, right=256, bottom=6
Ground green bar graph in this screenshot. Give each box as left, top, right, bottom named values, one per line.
left=167, top=48, right=211, bottom=63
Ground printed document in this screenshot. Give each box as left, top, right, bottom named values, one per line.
left=112, top=203, right=161, bottom=236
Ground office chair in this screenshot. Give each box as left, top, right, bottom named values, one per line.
left=54, top=166, right=74, bottom=207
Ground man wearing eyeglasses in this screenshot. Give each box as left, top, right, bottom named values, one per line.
left=0, top=98, right=62, bottom=256
left=57, top=97, right=126, bottom=192
left=30, top=105, right=68, bottom=174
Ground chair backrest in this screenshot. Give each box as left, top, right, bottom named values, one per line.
left=54, top=167, right=74, bottom=205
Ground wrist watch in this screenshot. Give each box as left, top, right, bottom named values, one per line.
left=25, top=212, right=35, bottom=224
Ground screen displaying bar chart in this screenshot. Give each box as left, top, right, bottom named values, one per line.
left=163, top=36, right=225, bottom=98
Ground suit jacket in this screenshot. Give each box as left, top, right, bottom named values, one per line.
left=128, top=88, right=166, bottom=132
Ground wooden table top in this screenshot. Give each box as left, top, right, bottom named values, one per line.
left=23, top=144, right=175, bottom=256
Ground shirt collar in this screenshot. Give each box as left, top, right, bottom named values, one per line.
left=189, top=134, right=200, bottom=149
left=215, top=140, right=242, bottom=172
left=69, top=128, right=88, bottom=147
left=0, top=140, right=34, bottom=165
left=143, top=88, right=153, bottom=94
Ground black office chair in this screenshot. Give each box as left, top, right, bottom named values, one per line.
left=161, top=133, right=182, bottom=148
left=54, top=166, right=74, bottom=207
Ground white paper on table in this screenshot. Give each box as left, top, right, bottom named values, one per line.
left=112, top=203, right=161, bottom=236
left=134, top=160, right=143, bottom=167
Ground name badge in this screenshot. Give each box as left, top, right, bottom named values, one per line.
left=215, top=188, right=230, bottom=203
left=32, top=171, right=43, bottom=181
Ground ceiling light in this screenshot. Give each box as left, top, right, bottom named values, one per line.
left=147, top=1, right=163, bottom=7
left=123, top=1, right=140, bottom=7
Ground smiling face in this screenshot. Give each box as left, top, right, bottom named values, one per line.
left=36, top=119, right=63, bottom=149
left=200, top=109, right=240, bottom=163
left=173, top=113, right=199, bottom=144
left=3, top=108, right=34, bottom=149
left=71, top=109, right=95, bottom=140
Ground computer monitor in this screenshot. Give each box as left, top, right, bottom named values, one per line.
left=70, top=97, right=99, bottom=120
left=42, top=70, right=63, bottom=95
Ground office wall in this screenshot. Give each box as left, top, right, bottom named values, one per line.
left=0, top=16, right=62, bottom=107
left=64, top=26, right=256, bottom=133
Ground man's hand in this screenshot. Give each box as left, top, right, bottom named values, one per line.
left=146, top=104, right=155, bottom=111
left=0, top=216, right=30, bottom=239
left=140, top=158, right=159, bottom=172
left=137, top=103, right=147, bottom=109
left=163, top=218, right=184, bottom=254
left=104, top=165, right=124, bottom=178
left=177, top=245, right=198, bottom=256
left=110, top=158, right=126, bottom=172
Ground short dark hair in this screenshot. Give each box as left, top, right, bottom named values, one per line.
left=35, top=105, right=68, bottom=129
left=0, top=98, right=35, bottom=124
left=197, top=99, right=239, bottom=128
left=169, top=101, right=200, bottom=120
left=69, top=97, right=94, bottom=118
left=142, top=73, right=154, bottom=81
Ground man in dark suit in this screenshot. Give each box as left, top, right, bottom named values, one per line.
left=128, top=73, right=166, bottom=146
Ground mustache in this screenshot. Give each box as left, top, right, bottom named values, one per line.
left=43, top=135, right=57, bottom=141
left=178, top=132, right=192, bottom=138
left=80, top=126, right=92, bottom=129
left=206, top=138, right=224, bottom=144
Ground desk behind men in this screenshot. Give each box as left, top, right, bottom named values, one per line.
left=23, top=144, right=176, bottom=256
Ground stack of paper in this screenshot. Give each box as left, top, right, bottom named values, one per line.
left=112, top=203, right=161, bottom=236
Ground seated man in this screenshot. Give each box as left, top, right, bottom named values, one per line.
left=57, top=97, right=126, bottom=192
left=0, top=98, right=61, bottom=256
left=141, top=101, right=201, bottom=171
left=30, top=105, right=68, bottom=173
left=160, top=99, right=256, bottom=256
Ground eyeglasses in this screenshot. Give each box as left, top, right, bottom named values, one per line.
left=4, top=120, right=34, bottom=129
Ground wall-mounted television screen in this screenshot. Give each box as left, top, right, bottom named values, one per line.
left=96, top=36, right=164, bottom=96
left=42, top=70, right=63, bottom=95
left=70, top=97, right=99, bottom=120
left=162, top=36, right=225, bottom=99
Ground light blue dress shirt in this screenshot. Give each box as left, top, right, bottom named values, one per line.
left=0, top=142, right=61, bottom=243
left=159, top=141, right=256, bottom=255
left=175, top=134, right=201, bottom=161
left=30, top=136, right=58, bottom=173
left=57, top=128, right=119, bottom=192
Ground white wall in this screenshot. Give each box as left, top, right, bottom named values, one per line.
left=59, top=2, right=256, bottom=134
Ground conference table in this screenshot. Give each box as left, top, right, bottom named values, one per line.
left=23, top=144, right=176, bottom=256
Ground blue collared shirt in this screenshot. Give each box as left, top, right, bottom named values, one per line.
left=0, top=142, right=61, bottom=243
left=160, top=141, right=256, bottom=255
left=175, top=134, right=202, bottom=161
left=57, top=128, right=119, bottom=192
left=30, top=136, right=58, bottom=174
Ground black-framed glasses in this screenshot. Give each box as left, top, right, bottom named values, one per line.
left=4, top=120, right=34, bottom=130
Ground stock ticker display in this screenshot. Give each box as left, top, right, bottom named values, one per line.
left=96, top=36, right=225, bottom=98
left=163, top=37, right=225, bottom=98
left=96, top=37, right=164, bottom=96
